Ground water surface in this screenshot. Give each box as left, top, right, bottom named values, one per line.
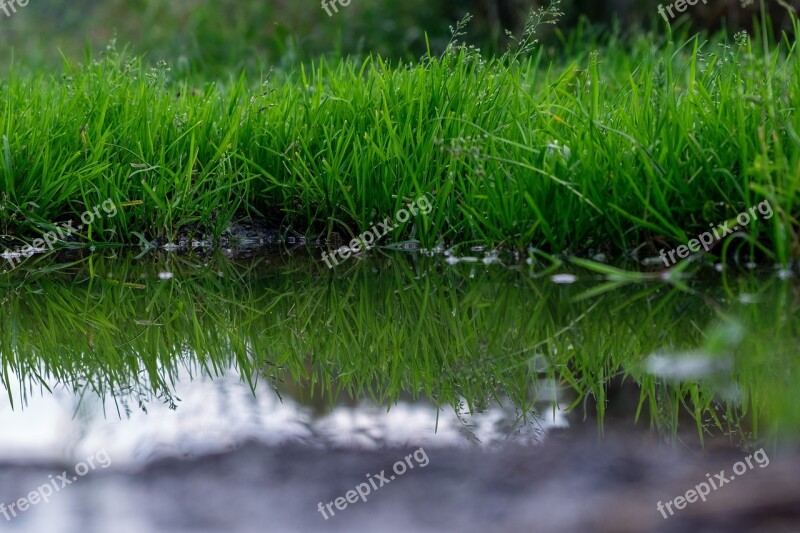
left=0, top=250, right=798, bottom=531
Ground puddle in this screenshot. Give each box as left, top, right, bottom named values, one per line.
left=0, top=251, right=798, bottom=531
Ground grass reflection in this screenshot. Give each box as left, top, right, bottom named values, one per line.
left=0, top=252, right=797, bottom=444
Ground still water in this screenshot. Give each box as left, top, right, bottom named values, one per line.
left=0, top=250, right=798, bottom=531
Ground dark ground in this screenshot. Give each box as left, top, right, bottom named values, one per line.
left=1, top=429, right=797, bottom=532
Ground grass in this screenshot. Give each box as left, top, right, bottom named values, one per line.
left=1, top=252, right=797, bottom=443
left=1, top=10, right=799, bottom=265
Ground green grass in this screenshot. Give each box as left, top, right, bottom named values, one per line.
left=1, top=13, right=799, bottom=265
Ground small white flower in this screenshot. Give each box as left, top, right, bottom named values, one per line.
left=545, top=140, right=571, bottom=161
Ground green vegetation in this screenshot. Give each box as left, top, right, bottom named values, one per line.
left=1, top=253, right=797, bottom=442
left=2, top=11, right=799, bottom=264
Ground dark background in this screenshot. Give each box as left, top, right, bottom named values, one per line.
left=2, top=1, right=797, bottom=76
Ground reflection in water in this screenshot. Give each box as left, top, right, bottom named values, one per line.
left=0, top=368, right=567, bottom=466
left=0, top=251, right=798, bottom=464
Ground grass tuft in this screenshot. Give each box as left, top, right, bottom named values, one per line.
left=1, top=18, right=799, bottom=264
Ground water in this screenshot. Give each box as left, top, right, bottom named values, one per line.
left=0, top=250, right=798, bottom=531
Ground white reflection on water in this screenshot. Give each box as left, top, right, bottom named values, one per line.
left=0, top=369, right=568, bottom=467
